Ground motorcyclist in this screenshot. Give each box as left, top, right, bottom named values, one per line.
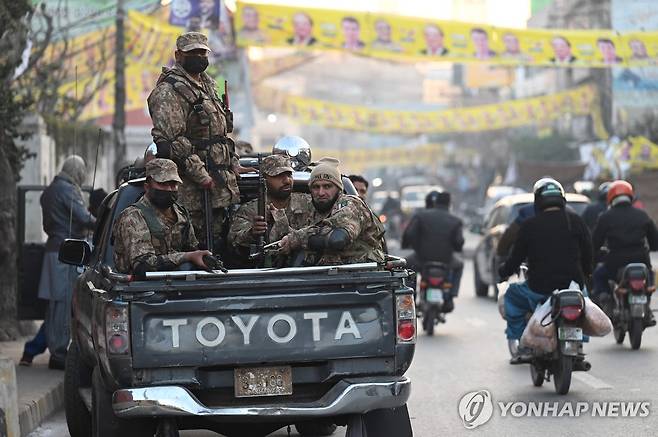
left=581, top=181, right=610, bottom=232
left=402, top=191, right=464, bottom=310
left=498, top=178, right=593, bottom=364
left=591, top=180, right=658, bottom=326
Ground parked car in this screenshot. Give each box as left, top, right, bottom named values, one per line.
left=472, top=192, right=590, bottom=298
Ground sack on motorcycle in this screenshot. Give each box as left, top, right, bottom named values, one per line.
left=581, top=297, right=612, bottom=337
left=521, top=299, right=557, bottom=353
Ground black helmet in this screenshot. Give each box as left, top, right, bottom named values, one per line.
left=533, top=177, right=566, bottom=211
left=597, top=181, right=611, bottom=202
left=425, top=190, right=450, bottom=208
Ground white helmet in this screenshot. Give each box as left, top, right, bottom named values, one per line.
left=272, top=136, right=312, bottom=169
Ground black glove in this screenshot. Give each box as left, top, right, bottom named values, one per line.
left=203, top=255, right=228, bottom=273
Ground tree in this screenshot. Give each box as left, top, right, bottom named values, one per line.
left=0, top=0, right=111, bottom=339
left=0, top=0, right=34, bottom=340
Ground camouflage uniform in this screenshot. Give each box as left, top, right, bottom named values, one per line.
left=147, top=32, right=237, bottom=248
left=229, top=192, right=314, bottom=248
left=228, top=155, right=315, bottom=262
left=288, top=193, right=386, bottom=265
left=112, top=159, right=199, bottom=274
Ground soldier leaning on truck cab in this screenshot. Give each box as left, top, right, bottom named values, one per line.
left=279, top=158, right=386, bottom=266
left=112, top=159, right=213, bottom=275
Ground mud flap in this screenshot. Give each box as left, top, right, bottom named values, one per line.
left=346, top=405, right=413, bottom=437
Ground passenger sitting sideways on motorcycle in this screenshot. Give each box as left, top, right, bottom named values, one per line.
left=402, top=190, right=464, bottom=306
left=498, top=178, right=593, bottom=364
left=591, top=180, right=658, bottom=325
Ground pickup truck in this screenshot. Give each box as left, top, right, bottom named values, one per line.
left=58, top=161, right=416, bottom=437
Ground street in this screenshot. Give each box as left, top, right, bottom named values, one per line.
left=28, top=259, right=658, bottom=437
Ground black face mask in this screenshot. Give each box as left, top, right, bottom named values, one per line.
left=181, top=55, right=209, bottom=74
left=149, top=189, right=177, bottom=209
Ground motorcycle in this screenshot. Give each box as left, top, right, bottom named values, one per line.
left=609, top=263, right=656, bottom=350
left=528, top=287, right=591, bottom=395
left=419, top=262, right=454, bottom=336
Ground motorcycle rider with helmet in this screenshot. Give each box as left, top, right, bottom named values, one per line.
left=402, top=190, right=464, bottom=309
left=498, top=178, right=593, bottom=364
left=591, top=180, right=658, bottom=326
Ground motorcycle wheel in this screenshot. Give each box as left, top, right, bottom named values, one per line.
left=530, top=363, right=544, bottom=387
left=613, top=325, right=626, bottom=344
left=553, top=355, right=573, bottom=395
left=629, top=318, right=643, bottom=350
left=424, top=307, right=435, bottom=336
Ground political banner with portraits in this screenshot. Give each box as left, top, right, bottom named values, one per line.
left=254, top=83, right=608, bottom=138
left=236, top=1, right=658, bottom=68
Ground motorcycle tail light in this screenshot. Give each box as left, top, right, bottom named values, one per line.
left=106, top=305, right=130, bottom=355
left=629, top=279, right=646, bottom=291
left=396, top=295, right=416, bottom=343
left=428, top=277, right=443, bottom=287
left=561, top=305, right=582, bottom=321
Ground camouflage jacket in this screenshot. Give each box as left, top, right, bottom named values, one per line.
left=112, top=196, right=198, bottom=274
left=147, top=64, right=239, bottom=212
left=228, top=192, right=314, bottom=248
left=288, top=194, right=386, bottom=265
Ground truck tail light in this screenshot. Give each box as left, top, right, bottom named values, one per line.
left=396, top=295, right=416, bottom=343
left=106, top=306, right=130, bottom=355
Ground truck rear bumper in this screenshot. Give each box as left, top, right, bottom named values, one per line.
left=113, top=376, right=410, bottom=419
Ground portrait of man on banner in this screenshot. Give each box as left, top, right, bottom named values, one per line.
left=371, top=18, right=402, bottom=52
left=597, top=38, right=623, bottom=64
left=237, top=5, right=268, bottom=43
left=287, top=12, right=317, bottom=46
left=341, top=16, right=366, bottom=51
left=470, top=28, right=497, bottom=59
left=550, top=35, right=577, bottom=64
left=421, top=24, right=449, bottom=56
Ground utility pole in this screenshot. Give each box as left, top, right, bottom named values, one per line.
left=113, top=0, right=126, bottom=175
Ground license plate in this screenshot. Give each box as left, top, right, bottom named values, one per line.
left=558, top=327, right=583, bottom=341
left=234, top=366, right=293, bottom=398
left=629, top=295, right=648, bottom=305
left=426, top=288, right=444, bottom=303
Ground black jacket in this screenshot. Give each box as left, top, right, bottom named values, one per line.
left=581, top=200, right=607, bottom=232
left=500, top=208, right=593, bottom=295
left=592, top=203, right=658, bottom=271
left=402, top=206, right=463, bottom=264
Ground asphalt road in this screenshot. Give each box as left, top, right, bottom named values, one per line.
left=29, top=259, right=658, bottom=437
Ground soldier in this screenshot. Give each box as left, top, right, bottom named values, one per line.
left=113, top=158, right=212, bottom=275
left=228, top=155, right=314, bottom=265
left=147, top=31, right=253, bottom=250
left=279, top=158, right=386, bottom=265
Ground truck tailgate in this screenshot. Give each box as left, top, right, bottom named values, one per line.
left=130, top=289, right=395, bottom=368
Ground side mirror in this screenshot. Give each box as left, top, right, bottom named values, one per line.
left=58, top=239, right=92, bottom=266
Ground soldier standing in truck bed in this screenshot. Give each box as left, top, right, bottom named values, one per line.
left=147, top=31, right=253, bottom=250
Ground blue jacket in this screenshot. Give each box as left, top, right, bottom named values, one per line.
left=41, top=174, right=94, bottom=252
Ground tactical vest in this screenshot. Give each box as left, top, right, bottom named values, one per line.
left=135, top=201, right=193, bottom=253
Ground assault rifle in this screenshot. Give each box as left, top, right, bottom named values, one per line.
left=249, top=153, right=267, bottom=266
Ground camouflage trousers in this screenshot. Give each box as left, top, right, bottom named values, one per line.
left=190, top=208, right=226, bottom=253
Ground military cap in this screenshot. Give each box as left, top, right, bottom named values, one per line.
left=176, top=32, right=211, bottom=52
left=261, top=154, right=294, bottom=177
left=146, top=158, right=183, bottom=184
